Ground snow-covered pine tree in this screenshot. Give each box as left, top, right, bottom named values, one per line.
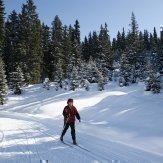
left=0, top=1, right=7, bottom=104
left=42, top=23, right=51, bottom=80
left=124, top=13, right=141, bottom=83
left=97, top=69, right=105, bottom=91
left=88, top=32, right=93, bottom=58
left=134, top=31, right=146, bottom=82
left=150, top=51, right=159, bottom=73
left=87, top=58, right=99, bottom=83
left=77, top=61, right=88, bottom=87
left=62, top=25, right=72, bottom=75
left=91, top=31, right=101, bottom=60
left=145, top=69, right=161, bottom=94
left=81, top=36, right=90, bottom=61
left=71, top=20, right=81, bottom=66
left=50, top=15, right=64, bottom=81
left=120, top=52, right=132, bottom=86
left=153, top=27, right=158, bottom=52
left=126, top=40, right=144, bottom=83
left=0, top=57, right=7, bottom=104
left=70, top=66, right=80, bottom=91
left=143, top=30, right=150, bottom=51
left=77, top=61, right=91, bottom=90
left=66, top=53, right=75, bottom=79
left=66, top=21, right=81, bottom=79
left=19, top=0, right=42, bottom=84
left=9, top=66, right=24, bottom=94
left=62, top=79, right=69, bottom=90
left=127, top=12, right=139, bottom=46
left=16, top=66, right=25, bottom=87
left=84, top=79, right=90, bottom=91
left=0, top=0, right=5, bottom=51
left=54, top=59, right=64, bottom=89
left=151, top=75, right=161, bottom=94
left=97, top=23, right=112, bottom=82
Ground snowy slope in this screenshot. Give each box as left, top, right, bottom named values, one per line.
left=0, top=82, right=163, bottom=163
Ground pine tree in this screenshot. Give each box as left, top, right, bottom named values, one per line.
left=92, top=31, right=101, bottom=59
left=82, top=31, right=100, bottom=62
left=81, top=36, right=90, bottom=61
left=112, top=38, right=117, bottom=53
left=78, top=61, right=86, bottom=81
left=66, top=52, right=76, bottom=79
left=70, top=66, right=80, bottom=91
left=74, top=20, right=80, bottom=45
left=128, top=12, right=139, bottom=46
left=78, top=62, right=91, bottom=90
left=125, top=12, right=147, bottom=83
left=87, top=58, right=99, bottom=83
left=159, top=26, right=163, bottom=73
left=50, top=15, right=64, bottom=81
left=151, top=74, right=161, bottom=94
left=0, top=57, right=7, bottom=104
left=116, top=31, right=122, bottom=51
left=9, top=66, right=24, bottom=92
left=126, top=13, right=139, bottom=74
left=19, top=0, right=42, bottom=84
left=153, top=27, right=158, bottom=51
left=84, top=79, right=90, bottom=91
left=64, top=25, right=76, bottom=78
left=71, top=20, right=81, bottom=66
left=54, top=59, right=64, bottom=84
left=0, top=0, right=6, bottom=103
left=41, top=23, right=51, bottom=80
left=0, top=0, right=5, bottom=53
left=88, top=32, right=93, bottom=58
left=149, top=33, right=153, bottom=50
left=120, top=52, right=133, bottom=86
left=145, top=68, right=161, bottom=93
left=143, top=30, right=150, bottom=51
left=62, top=25, right=72, bottom=75
left=113, top=29, right=126, bottom=62
left=121, top=28, right=126, bottom=51
left=97, top=69, right=105, bottom=91
left=4, top=10, right=21, bottom=79
left=149, top=28, right=160, bottom=73
left=97, top=23, right=112, bottom=81
left=114, top=28, right=126, bottom=61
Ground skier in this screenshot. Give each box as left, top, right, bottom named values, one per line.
left=60, top=98, right=81, bottom=145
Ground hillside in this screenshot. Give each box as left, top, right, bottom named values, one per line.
left=0, top=82, right=163, bottom=163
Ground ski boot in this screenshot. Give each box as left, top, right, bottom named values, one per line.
left=60, top=136, right=63, bottom=142
left=73, top=140, right=77, bottom=145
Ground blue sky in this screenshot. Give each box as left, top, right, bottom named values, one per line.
left=4, top=0, right=163, bottom=40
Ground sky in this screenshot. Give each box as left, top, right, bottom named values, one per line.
left=4, top=0, right=163, bottom=40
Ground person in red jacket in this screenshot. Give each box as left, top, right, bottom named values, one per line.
left=60, top=98, right=81, bottom=145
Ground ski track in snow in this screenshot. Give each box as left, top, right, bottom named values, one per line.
left=0, top=113, right=110, bottom=163
left=0, top=83, right=163, bottom=163
left=0, top=111, right=162, bottom=163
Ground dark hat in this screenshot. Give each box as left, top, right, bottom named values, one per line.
left=67, top=98, right=73, bottom=104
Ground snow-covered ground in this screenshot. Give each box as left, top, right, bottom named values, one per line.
left=0, top=82, right=163, bottom=163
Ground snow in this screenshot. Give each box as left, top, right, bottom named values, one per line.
left=0, top=82, right=163, bottom=163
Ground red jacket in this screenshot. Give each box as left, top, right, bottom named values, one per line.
left=63, top=105, right=80, bottom=123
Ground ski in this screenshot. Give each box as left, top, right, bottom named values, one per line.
left=75, top=144, right=90, bottom=152
left=61, top=140, right=90, bottom=152
left=61, top=141, right=73, bottom=148
left=66, top=140, right=90, bottom=152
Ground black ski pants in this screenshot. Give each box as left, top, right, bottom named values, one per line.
left=61, top=122, right=76, bottom=141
